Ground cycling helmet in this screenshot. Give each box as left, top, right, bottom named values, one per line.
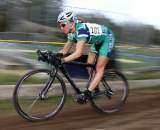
left=57, top=11, right=77, bottom=23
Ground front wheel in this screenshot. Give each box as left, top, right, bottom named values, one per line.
left=90, top=70, right=129, bottom=114
left=13, top=69, right=67, bottom=122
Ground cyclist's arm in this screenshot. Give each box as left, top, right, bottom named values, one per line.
left=63, top=40, right=85, bottom=62
left=59, top=41, right=73, bottom=55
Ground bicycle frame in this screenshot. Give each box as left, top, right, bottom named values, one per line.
left=55, top=61, right=96, bottom=94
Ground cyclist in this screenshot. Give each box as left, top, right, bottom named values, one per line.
left=57, top=11, right=115, bottom=103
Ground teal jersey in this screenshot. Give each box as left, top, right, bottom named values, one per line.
left=67, top=22, right=115, bottom=57
left=68, top=22, right=110, bottom=44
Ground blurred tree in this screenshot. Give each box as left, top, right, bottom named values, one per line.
left=151, top=28, right=160, bottom=45
left=3, top=0, right=63, bottom=30
left=118, top=23, right=155, bottom=45
left=0, top=12, right=6, bottom=31
left=24, top=0, right=63, bottom=26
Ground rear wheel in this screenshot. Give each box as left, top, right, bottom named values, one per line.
left=13, top=69, right=67, bottom=122
left=90, top=70, right=129, bottom=114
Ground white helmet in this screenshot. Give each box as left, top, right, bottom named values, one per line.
left=57, top=11, right=77, bottom=23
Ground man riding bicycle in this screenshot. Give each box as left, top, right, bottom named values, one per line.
left=57, top=11, right=115, bottom=103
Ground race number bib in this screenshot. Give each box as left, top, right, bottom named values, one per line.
left=86, top=23, right=102, bottom=35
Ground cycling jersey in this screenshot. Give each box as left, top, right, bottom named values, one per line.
left=67, top=22, right=115, bottom=57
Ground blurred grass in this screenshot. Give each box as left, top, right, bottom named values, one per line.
left=0, top=70, right=159, bottom=85
left=127, top=72, right=160, bottom=80
left=24, top=52, right=37, bottom=60
left=118, top=46, right=160, bottom=56
left=0, top=73, right=52, bottom=85
left=0, top=74, right=21, bottom=85
left=0, top=99, right=15, bottom=117
left=116, top=44, right=160, bottom=70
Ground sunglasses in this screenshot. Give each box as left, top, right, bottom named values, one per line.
left=60, top=24, right=66, bottom=28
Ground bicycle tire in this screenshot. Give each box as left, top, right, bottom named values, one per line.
left=13, top=69, right=67, bottom=122
left=90, top=69, right=129, bottom=114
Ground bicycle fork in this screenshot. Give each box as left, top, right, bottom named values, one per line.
left=39, top=69, right=57, bottom=100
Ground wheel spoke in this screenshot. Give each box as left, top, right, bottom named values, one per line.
left=27, top=95, right=40, bottom=113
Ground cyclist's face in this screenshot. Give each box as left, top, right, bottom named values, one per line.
left=59, top=23, right=70, bottom=34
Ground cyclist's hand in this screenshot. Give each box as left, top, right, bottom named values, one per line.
left=38, top=54, right=46, bottom=62
left=37, top=50, right=48, bottom=62
left=48, top=54, right=63, bottom=65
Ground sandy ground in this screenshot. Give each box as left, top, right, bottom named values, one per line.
left=0, top=87, right=160, bottom=130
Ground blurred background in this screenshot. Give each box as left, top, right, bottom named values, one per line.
left=0, top=0, right=160, bottom=85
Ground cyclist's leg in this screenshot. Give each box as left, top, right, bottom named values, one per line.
left=87, top=52, right=100, bottom=93
left=88, top=56, right=109, bottom=92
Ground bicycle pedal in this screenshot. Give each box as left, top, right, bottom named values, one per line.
left=75, top=94, right=88, bottom=104
left=107, top=89, right=114, bottom=95
left=76, top=99, right=88, bottom=104
left=105, top=90, right=113, bottom=99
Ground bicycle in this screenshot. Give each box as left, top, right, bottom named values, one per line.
left=13, top=49, right=129, bottom=122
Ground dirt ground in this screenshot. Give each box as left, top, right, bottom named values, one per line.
left=0, top=88, right=160, bottom=130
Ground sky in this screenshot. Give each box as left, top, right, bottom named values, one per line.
left=62, top=0, right=160, bottom=29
